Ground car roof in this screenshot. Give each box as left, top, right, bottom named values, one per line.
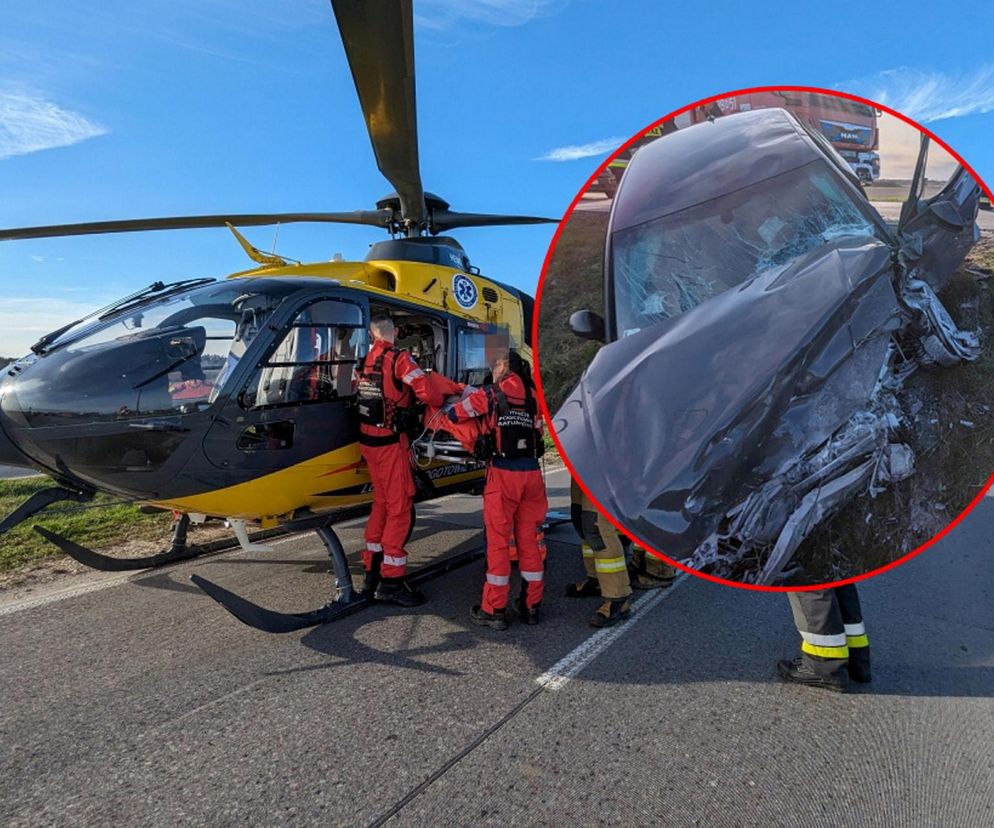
left=610, top=107, right=824, bottom=233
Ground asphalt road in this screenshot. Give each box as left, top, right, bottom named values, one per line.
left=2, top=465, right=993, bottom=826
left=0, top=464, right=39, bottom=479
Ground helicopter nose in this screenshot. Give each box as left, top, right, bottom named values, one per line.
left=0, top=372, right=36, bottom=469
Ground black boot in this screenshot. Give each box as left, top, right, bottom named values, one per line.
left=848, top=648, right=871, bottom=683
left=471, top=604, right=509, bottom=630
left=777, top=657, right=848, bottom=693
left=565, top=577, right=601, bottom=598
left=513, top=592, right=540, bottom=625
left=374, top=577, right=426, bottom=607
left=362, top=552, right=383, bottom=601
left=588, top=598, right=630, bottom=628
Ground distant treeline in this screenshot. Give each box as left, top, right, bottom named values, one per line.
left=0, top=357, right=12, bottom=370
left=536, top=210, right=608, bottom=413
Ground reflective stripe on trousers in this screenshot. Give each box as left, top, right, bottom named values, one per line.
left=361, top=438, right=415, bottom=578
left=482, top=465, right=548, bottom=613
left=571, top=479, right=630, bottom=601
left=788, top=585, right=866, bottom=677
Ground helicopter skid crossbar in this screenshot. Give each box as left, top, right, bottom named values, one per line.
left=190, top=528, right=487, bottom=634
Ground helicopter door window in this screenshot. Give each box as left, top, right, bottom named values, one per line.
left=456, top=326, right=509, bottom=385
left=241, top=300, right=366, bottom=409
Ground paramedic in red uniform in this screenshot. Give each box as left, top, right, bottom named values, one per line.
left=356, top=315, right=442, bottom=607
left=447, top=350, right=547, bottom=629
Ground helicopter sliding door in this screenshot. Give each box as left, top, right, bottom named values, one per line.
left=202, top=297, right=367, bottom=474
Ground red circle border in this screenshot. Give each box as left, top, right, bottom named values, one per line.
left=532, top=83, right=994, bottom=593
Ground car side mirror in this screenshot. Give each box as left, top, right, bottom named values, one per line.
left=569, top=309, right=605, bottom=343
left=929, top=200, right=965, bottom=231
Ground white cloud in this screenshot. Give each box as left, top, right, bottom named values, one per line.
left=416, top=0, right=567, bottom=30
left=535, top=136, right=626, bottom=162
left=846, top=65, right=994, bottom=123
left=0, top=88, right=107, bottom=161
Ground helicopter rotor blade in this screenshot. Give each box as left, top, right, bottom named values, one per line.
left=331, top=0, right=426, bottom=227
left=429, top=210, right=560, bottom=233
left=0, top=211, right=395, bottom=241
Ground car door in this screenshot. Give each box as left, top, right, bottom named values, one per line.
left=898, top=134, right=981, bottom=291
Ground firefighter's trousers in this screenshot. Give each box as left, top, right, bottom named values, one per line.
left=571, top=479, right=631, bottom=601
left=788, top=585, right=869, bottom=679
left=360, top=435, right=415, bottom=579
left=482, top=465, right=548, bottom=613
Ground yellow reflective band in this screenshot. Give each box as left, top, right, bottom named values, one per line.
left=581, top=546, right=594, bottom=558
left=846, top=634, right=869, bottom=649
left=594, top=557, right=627, bottom=573
left=801, top=640, right=849, bottom=659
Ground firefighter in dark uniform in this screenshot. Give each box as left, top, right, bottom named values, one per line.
left=356, top=314, right=441, bottom=607
left=447, top=349, right=547, bottom=629
left=778, top=585, right=871, bottom=693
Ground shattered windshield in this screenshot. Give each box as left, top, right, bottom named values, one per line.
left=611, top=160, right=884, bottom=336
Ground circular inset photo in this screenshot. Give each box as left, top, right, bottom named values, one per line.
left=536, top=86, right=994, bottom=589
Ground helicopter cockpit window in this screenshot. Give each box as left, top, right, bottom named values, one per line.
left=17, top=281, right=290, bottom=423
left=241, top=300, right=366, bottom=409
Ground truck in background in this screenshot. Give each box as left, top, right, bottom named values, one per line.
left=673, top=91, right=881, bottom=182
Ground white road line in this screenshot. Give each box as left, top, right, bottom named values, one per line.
left=535, top=573, right=689, bottom=692
left=0, top=534, right=303, bottom=617
left=0, top=573, right=142, bottom=617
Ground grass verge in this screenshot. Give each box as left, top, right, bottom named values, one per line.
left=0, top=476, right=172, bottom=572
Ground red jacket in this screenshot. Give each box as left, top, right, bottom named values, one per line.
left=448, top=372, right=543, bottom=469
left=357, top=339, right=438, bottom=439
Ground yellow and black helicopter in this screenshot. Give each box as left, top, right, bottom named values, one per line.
left=0, top=0, right=555, bottom=632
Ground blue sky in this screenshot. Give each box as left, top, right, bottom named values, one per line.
left=2, top=0, right=994, bottom=356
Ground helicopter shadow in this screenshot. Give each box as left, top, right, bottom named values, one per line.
left=133, top=571, right=205, bottom=596
left=269, top=533, right=500, bottom=677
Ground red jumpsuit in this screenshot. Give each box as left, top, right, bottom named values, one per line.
left=358, top=340, right=440, bottom=580
left=448, top=372, right=548, bottom=613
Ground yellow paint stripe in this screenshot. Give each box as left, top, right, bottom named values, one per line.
left=154, top=444, right=483, bottom=520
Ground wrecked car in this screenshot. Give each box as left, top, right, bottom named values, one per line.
left=552, top=107, right=982, bottom=584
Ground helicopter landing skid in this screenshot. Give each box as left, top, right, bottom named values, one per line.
left=0, top=485, right=95, bottom=536
left=33, top=513, right=200, bottom=572
left=190, top=526, right=486, bottom=634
